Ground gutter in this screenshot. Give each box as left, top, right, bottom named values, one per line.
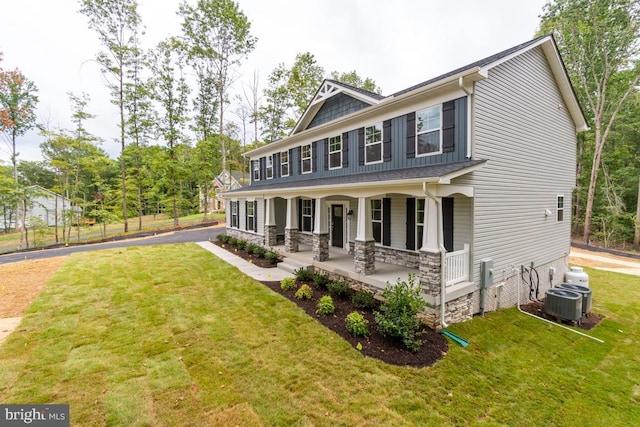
left=423, top=182, right=448, bottom=328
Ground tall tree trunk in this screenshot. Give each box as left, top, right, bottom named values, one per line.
left=634, top=177, right=640, bottom=250
left=120, top=60, right=128, bottom=233
left=583, top=125, right=604, bottom=245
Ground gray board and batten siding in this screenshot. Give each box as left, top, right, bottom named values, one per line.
left=250, top=96, right=468, bottom=187
left=307, top=92, right=373, bottom=129
left=455, top=45, right=576, bottom=286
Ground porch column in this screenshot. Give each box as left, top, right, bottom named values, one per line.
left=264, top=198, right=277, bottom=247
left=285, top=197, right=298, bottom=252
left=354, top=197, right=375, bottom=275
left=312, top=197, right=329, bottom=261
left=419, top=195, right=442, bottom=296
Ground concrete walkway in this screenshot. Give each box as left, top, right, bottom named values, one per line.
left=196, top=241, right=293, bottom=282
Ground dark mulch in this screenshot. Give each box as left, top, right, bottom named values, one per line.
left=213, top=240, right=279, bottom=268
left=211, top=238, right=448, bottom=367
left=519, top=301, right=604, bottom=331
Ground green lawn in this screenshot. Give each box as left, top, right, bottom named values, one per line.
left=1, top=244, right=638, bottom=426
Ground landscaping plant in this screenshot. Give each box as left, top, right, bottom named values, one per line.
left=327, top=281, right=350, bottom=299
left=375, top=274, right=426, bottom=352
left=294, top=267, right=314, bottom=283
left=345, top=311, right=369, bottom=337
left=316, top=295, right=335, bottom=315
left=294, top=284, right=313, bottom=300
left=352, top=289, right=376, bottom=310
left=280, top=277, right=297, bottom=291
left=313, top=272, right=331, bottom=290
left=265, top=249, right=281, bottom=264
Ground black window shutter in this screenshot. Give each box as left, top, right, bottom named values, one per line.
left=289, top=149, right=294, bottom=175
left=274, top=153, right=280, bottom=179
left=254, top=202, right=258, bottom=232
left=245, top=201, right=248, bottom=230
left=383, top=197, right=391, bottom=247
left=260, top=157, right=266, bottom=180
left=383, top=120, right=392, bottom=162
left=323, top=139, right=329, bottom=170
left=298, top=146, right=302, bottom=175
left=442, top=100, right=455, bottom=153
left=358, top=127, right=365, bottom=165
left=406, top=112, right=416, bottom=159
left=297, top=198, right=302, bottom=230
left=312, top=141, right=318, bottom=172
left=311, top=199, right=316, bottom=232
left=406, top=197, right=416, bottom=250
left=342, top=132, right=349, bottom=168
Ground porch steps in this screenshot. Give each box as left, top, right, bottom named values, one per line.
left=277, top=257, right=313, bottom=275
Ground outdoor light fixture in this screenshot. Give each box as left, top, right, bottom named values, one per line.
left=347, top=209, right=354, bottom=219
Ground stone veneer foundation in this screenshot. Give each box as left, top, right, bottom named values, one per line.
left=354, top=239, right=376, bottom=275
left=312, top=233, right=329, bottom=261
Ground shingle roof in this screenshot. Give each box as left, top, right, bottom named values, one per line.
left=324, top=79, right=385, bottom=101
left=227, top=159, right=486, bottom=194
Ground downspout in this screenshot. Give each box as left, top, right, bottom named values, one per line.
left=458, top=77, right=473, bottom=159
left=423, top=182, right=448, bottom=328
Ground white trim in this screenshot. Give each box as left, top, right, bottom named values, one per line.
left=301, top=143, right=312, bottom=174
left=415, top=104, right=443, bottom=157
left=252, top=160, right=260, bottom=182
left=364, top=122, right=383, bottom=165
left=266, top=155, right=273, bottom=180
left=328, top=135, right=342, bottom=170
left=280, top=150, right=290, bottom=177
left=556, top=194, right=565, bottom=223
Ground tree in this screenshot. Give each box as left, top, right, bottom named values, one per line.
left=287, top=52, right=324, bottom=116
left=79, top=0, right=143, bottom=233
left=330, top=70, right=382, bottom=94
left=538, top=0, right=640, bottom=244
left=179, top=0, right=257, bottom=187
left=259, top=63, right=292, bottom=142
left=148, top=38, right=191, bottom=226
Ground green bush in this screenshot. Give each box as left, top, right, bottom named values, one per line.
left=345, top=312, right=369, bottom=337
left=280, top=277, right=297, bottom=291
left=216, top=233, right=229, bottom=243
left=228, top=237, right=238, bottom=247
left=327, top=281, right=350, bottom=299
left=236, top=239, right=248, bottom=250
left=265, top=249, right=281, bottom=264
left=313, top=272, right=331, bottom=290
left=374, top=274, right=427, bottom=352
left=252, top=245, right=266, bottom=258
left=245, top=242, right=257, bottom=254
left=294, top=267, right=314, bottom=283
left=352, top=289, right=376, bottom=311
left=316, top=295, right=335, bottom=315
left=294, top=284, right=313, bottom=300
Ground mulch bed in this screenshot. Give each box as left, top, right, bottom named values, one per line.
left=213, top=240, right=279, bottom=268
left=518, top=301, right=604, bottom=331
left=212, top=239, right=449, bottom=367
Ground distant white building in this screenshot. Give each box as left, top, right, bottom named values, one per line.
left=0, top=185, right=80, bottom=229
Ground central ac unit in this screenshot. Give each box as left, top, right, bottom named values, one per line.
left=544, top=289, right=582, bottom=322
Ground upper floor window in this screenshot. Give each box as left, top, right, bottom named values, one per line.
left=371, top=199, right=382, bottom=243
left=365, top=123, right=383, bottom=164
left=281, top=151, right=289, bottom=177
left=230, top=201, right=238, bottom=228
left=301, top=199, right=313, bottom=232
left=246, top=201, right=255, bottom=231
left=329, top=135, right=342, bottom=169
left=301, top=144, right=312, bottom=174
left=416, top=105, right=441, bottom=156
left=266, top=155, right=273, bottom=179
left=557, top=195, right=564, bottom=222
left=252, top=160, right=260, bottom=181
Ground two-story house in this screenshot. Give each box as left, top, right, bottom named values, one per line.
left=222, top=35, right=588, bottom=328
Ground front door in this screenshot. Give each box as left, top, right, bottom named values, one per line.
left=331, top=205, right=344, bottom=248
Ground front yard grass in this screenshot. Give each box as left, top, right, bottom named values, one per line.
left=1, top=244, right=638, bottom=426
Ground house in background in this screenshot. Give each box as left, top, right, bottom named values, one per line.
left=222, top=35, right=587, bottom=328
left=200, top=170, right=249, bottom=213
left=1, top=185, right=78, bottom=230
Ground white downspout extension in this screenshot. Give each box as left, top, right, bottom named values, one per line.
left=423, top=182, right=448, bottom=328
left=458, top=77, right=473, bottom=159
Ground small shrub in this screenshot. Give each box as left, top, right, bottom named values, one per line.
left=228, top=237, right=238, bottom=247
left=294, top=284, right=313, bottom=300
left=294, top=267, right=314, bottom=283
left=316, top=295, right=335, bottom=315
left=313, top=272, right=331, bottom=290
left=245, top=242, right=257, bottom=254
left=252, top=245, right=266, bottom=258
left=236, top=239, right=248, bottom=250
left=216, top=233, right=228, bottom=243
left=345, top=312, right=369, bottom=337
left=280, top=277, right=297, bottom=291
left=352, top=289, right=376, bottom=311
left=265, top=249, right=281, bottom=264
left=327, top=281, right=350, bottom=299
left=374, top=274, right=427, bottom=352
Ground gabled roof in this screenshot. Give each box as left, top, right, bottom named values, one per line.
left=247, top=35, right=587, bottom=158
left=291, top=79, right=384, bottom=135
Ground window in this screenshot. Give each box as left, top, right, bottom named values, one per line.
left=416, top=105, right=441, bottom=156
left=557, top=195, right=564, bottom=222
left=365, top=123, right=383, bottom=164
left=281, top=151, right=289, bottom=177
left=329, top=135, right=342, bottom=169
left=301, top=199, right=313, bottom=232
left=416, top=199, right=425, bottom=248
left=252, top=160, right=260, bottom=181
left=230, top=201, right=238, bottom=228
left=371, top=199, right=382, bottom=243
left=266, top=155, right=273, bottom=179
left=301, top=144, right=312, bottom=173
left=247, top=201, right=255, bottom=231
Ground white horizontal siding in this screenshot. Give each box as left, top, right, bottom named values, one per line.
left=389, top=194, right=407, bottom=249
left=457, top=46, right=576, bottom=285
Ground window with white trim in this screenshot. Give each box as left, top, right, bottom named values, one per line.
left=557, top=195, right=564, bottom=222
left=365, top=123, right=383, bottom=164
left=301, top=199, right=313, bottom=232
left=371, top=199, right=382, bottom=243
left=329, top=135, right=342, bottom=169
left=280, top=151, right=289, bottom=177
left=416, top=105, right=442, bottom=156
left=266, top=155, right=273, bottom=179
left=252, top=160, right=260, bottom=181
left=247, top=201, right=255, bottom=231
left=416, top=198, right=425, bottom=248
left=301, top=144, right=312, bottom=174
left=230, top=201, right=238, bottom=228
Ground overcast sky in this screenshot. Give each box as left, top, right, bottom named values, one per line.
left=0, top=0, right=548, bottom=163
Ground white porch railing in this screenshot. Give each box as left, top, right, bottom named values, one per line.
left=445, top=244, right=470, bottom=287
